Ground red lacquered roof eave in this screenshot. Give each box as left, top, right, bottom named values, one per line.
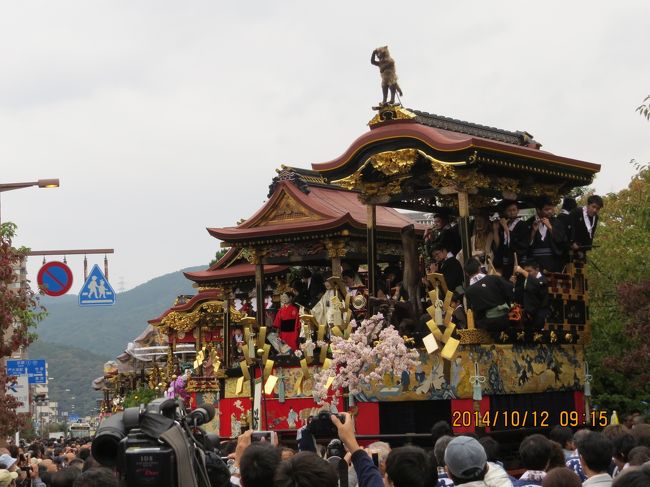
left=311, top=123, right=601, bottom=174
left=207, top=215, right=353, bottom=241
left=184, top=263, right=289, bottom=283
left=147, top=289, right=223, bottom=324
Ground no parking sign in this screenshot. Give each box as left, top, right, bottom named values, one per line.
left=37, top=261, right=73, bottom=297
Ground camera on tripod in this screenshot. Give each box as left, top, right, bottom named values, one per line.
left=92, top=397, right=222, bottom=487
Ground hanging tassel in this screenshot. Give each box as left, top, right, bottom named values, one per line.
left=470, top=362, right=486, bottom=401
left=434, top=299, right=444, bottom=326
left=584, top=362, right=592, bottom=397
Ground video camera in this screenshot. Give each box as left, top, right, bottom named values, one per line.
left=305, top=411, right=346, bottom=438
left=92, top=398, right=227, bottom=487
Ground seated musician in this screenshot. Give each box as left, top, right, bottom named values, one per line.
left=431, top=243, right=464, bottom=293
left=493, top=200, right=529, bottom=279
left=342, top=269, right=363, bottom=295
left=526, top=196, right=567, bottom=273
left=272, top=292, right=301, bottom=350
left=569, top=194, right=604, bottom=254
left=513, top=259, right=549, bottom=331
left=464, top=258, right=513, bottom=332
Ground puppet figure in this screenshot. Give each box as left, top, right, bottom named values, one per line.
left=273, top=292, right=301, bottom=350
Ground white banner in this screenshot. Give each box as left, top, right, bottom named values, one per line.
left=253, top=379, right=262, bottom=430
left=7, top=374, right=29, bottom=414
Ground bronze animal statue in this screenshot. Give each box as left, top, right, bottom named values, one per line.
left=371, top=46, right=403, bottom=106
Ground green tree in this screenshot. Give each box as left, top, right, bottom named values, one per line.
left=587, top=165, right=650, bottom=413
left=0, top=223, right=47, bottom=437
left=209, top=248, right=229, bottom=267
left=637, top=95, right=650, bottom=121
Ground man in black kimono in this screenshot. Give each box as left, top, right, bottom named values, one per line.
left=464, top=258, right=513, bottom=332
left=569, top=195, right=604, bottom=252
left=426, top=212, right=462, bottom=256
left=493, top=200, right=529, bottom=279
left=527, top=197, right=567, bottom=273
left=300, top=268, right=325, bottom=310
left=557, top=197, right=577, bottom=266
left=432, top=243, right=464, bottom=294
left=513, top=259, right=549, bottom=331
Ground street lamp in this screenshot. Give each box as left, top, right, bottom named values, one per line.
left=0, top=178, right=60, bottom=224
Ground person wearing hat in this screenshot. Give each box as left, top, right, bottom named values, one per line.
left=0, top=469, right=17, bottom=487
left=444, top=436, right=490, bottom=486
left=444, top=436, right=514, bottom=487
left=0, top=455, right=16, bottom=472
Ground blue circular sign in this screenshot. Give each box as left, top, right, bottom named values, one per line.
left=37, top=261, right=73, bottom=297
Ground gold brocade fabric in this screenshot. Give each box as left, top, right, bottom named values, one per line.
left=360, top=345, right=586, bottom=401
left=222, top=345, right=585, bottom=402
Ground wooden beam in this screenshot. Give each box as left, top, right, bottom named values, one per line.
left=255, top=263, right=265, bottom=326
left=457, top=191, right=471, bottom=285
left=25, top=249, right=114, bottom=256
left=366, top=204, right=377, bottom=297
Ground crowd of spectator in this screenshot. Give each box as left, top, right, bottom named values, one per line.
left=0, top=437, right=116, bottom=487
left=222, top=413, right=650, bottom=487
left=1, top=412, right=648, bottom=487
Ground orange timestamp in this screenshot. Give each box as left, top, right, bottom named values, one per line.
left=452, top=410, right=551, bottom=428
left=451, top=410, right=610, bottom=428
left=559, top=410, right=609, bottom=427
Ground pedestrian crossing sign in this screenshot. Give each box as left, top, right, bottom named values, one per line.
left=79, top=264, right=116, bottom=306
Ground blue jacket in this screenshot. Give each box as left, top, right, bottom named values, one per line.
left=351, top=449, right=384, bottom=487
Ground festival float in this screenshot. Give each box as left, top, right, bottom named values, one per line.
left=97, top=47, right=601, bottom=442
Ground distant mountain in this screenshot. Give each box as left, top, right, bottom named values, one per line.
left=35, top=266, right=203, bottom=357
left=27, top=266, right=205, bottom=417
left=27, top=340, right=110, bottom=417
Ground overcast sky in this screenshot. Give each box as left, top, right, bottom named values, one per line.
left=2, top=1, right=648, bottom=293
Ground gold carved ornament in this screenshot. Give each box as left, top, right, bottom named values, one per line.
left=368, top=148, right=419, bottom=177
left=229, top=306, right=247, bottom=323
left=325, top=239, right=348, bottom=258
left=367, top=106, right=417, bottom=127
left=362, top=179, right=404, bottom=198
left=522, top=182, right=562, bottom=201
left=160, top=301, right=225, bottom=333
left=262, top=191, right=319, bottom=225
left=333, top=149, right=468, bottom=199
left=332, top=171, right=364, bottom=191
left=491, top=176, right=520, bottom=197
